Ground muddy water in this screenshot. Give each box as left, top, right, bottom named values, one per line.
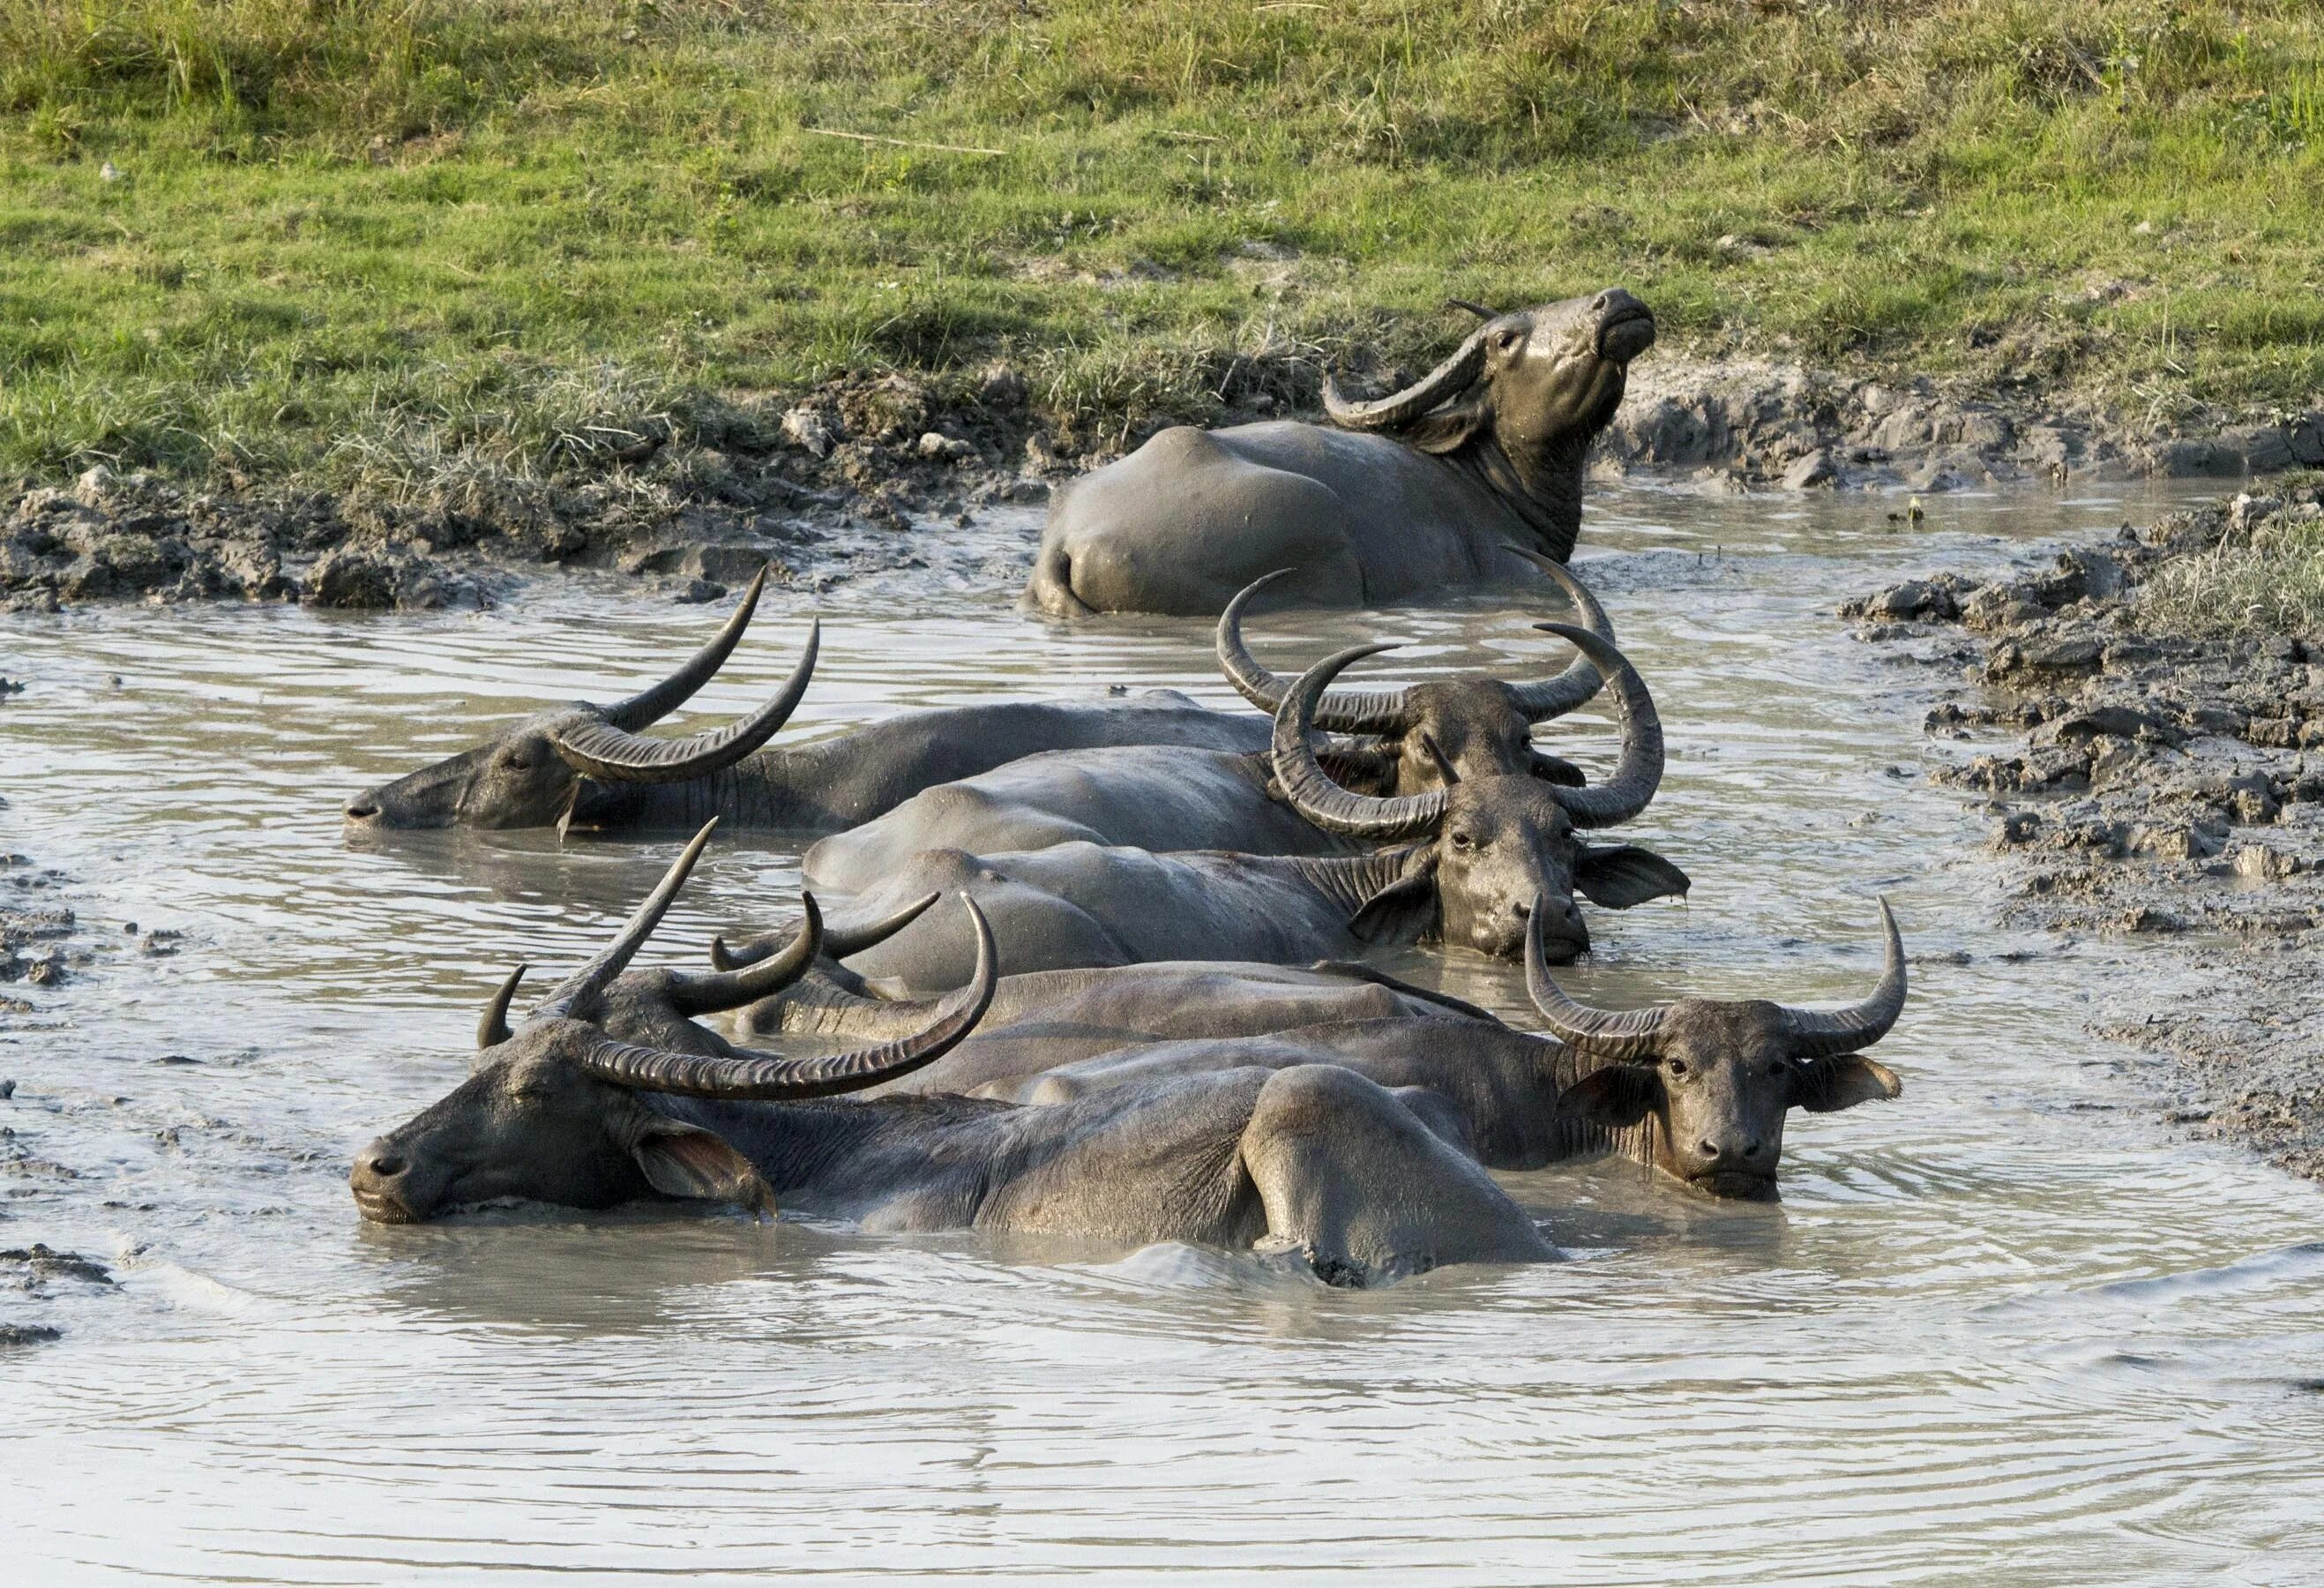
left=3, top=483, right=2320, bottom=1584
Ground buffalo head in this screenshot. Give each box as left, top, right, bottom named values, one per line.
left=1533, top=900, right=1907, bottom=1200
left=1272, top=625, right=1686, bottom=961
left=342, top=571, right=817, bottom=830
left=1219, top=548, right=1613, bottom=791
left=350, top=820, right=994, bottom=1223
left=1323, top=289, right=1655, bottom=471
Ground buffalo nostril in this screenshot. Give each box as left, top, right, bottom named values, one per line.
left=345, top=801, right=380, bottom=820
left=1698, top=1140, right=1725, bottom=1163
left=1591, top=289, right=1614, bottom=310
left=1744, top=1138, right=1766, bottom=1159
left=366, top=1153, right=407, bottom=1179
left=1513, top=901, right=1531, bottom=919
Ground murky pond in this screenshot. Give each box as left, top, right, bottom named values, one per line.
left=4, top=483, right=2320, bottom=1583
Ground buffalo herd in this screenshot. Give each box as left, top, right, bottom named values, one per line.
left=350, top=293, right=1907, bottom=1286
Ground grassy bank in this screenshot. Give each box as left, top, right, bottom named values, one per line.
left=2140, top=471, right=2324, bottom=634
left=4, top=0, right=2321, bottom=496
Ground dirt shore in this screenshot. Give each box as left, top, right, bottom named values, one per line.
left=8, top=358, right=2322, bottom=613
left=1846, top=479, right=2324, bottom=1182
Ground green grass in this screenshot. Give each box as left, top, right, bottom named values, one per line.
left=4, top=0, right=2322, bottom=496
left=2140, top=472, right=2324, bottom=635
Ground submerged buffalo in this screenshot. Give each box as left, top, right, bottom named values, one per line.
left=349, top=824, right=1555, bottom=1285
left=741, top=901, right=1909, bottom=1202
left=736, top=625, right=1684, bottom=993
left=342, top=570, right=1269, bottom=833
left=1027, top=290, right=1655, bottom=616
left=802, top=556, right=1622, bottom=891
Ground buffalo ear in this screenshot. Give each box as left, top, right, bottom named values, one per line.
left=1348, top=858, right=1442, bottom=944
left=1573, top=844, right=1691, bottom=909
left=631, top=1121, right=773, bottom=1215
left=1397, top=401, right=1489, bottom=455
left=1557, top=1064, right=1663, bottom=1129
left=1529, top=751, right=1588, bottom=788
left=1793, top=1055, right=1902, bottom=1113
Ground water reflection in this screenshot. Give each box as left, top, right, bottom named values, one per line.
left=2, top=481, right=2320, bottom=1580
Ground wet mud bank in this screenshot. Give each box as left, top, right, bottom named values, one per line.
left=9, top=360, right=2324, bottom=613
left=1848, top=478, right=2324, bottom=1181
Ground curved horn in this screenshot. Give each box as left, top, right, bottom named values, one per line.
left=550, top=619, right=818, bottom=783
left=573, top=897, right=998, bottom=1099
left=1781, top=899, right=1908, bottom=1058
left=664, top=895, right=823, bottom=1017
left=602, top=567, right=768, bottom=730
left=1273, top=645, right=1448, bottom=839
left=1323, top=325, right=1491, bottom=432
left=536, top=820, right=719, bottom=1021
left=1444, top=297, right=1498, bottom=320
left=710, top=890, right=940, bottom=970
left=1502, top=548, right=1615, bottom=721
left=1214, top=573, right=1410, bottom=731
left=1525, top=903, right=1664, bottom=1060
left=476, top=964, right=526, bottom=1050
left=1534, top=624, right=1663, bottom=828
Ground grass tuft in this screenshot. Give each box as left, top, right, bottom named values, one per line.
left=2139, top=473, right=2324, bottom=635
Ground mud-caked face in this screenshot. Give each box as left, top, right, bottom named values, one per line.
left=1429, top=777, right=1686, bottom=962
left=348, top=1025, right=762, bottom=1223
left=1556, top=1001, right=1903, bottom=1201
left=1483, top=289, right=1656, bottom=456
left=1396, top=682, right=1541, bottom=789
left=343, top=708, right=597, bottom=831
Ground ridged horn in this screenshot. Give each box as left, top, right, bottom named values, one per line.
left=573, top=897, right=998, bottom=1099
left=476, top=964, right=526, bottom=1050
left=1215, top=572, right=1409, bottom=731
left=1502, top=548, right=1615, bottom=721
left=1272, top=645, right=1448, bottom=839
left=1534, top=624, right=1662, bottom=829
left=536, top=820, right=718, bottom=1021
left=602, top=567, right=767, bottom=730
left=1780, top=899, right=1908, bottom=1058
left=549, top=618, right=818, bottom=783
left=710, top=890, right=940, bottom=970
left=1323, top=325, right=1491, bottom=432
left=664, top=895, right=823, bottom=1017
left=1525, top=903, right=1664, bottom=1060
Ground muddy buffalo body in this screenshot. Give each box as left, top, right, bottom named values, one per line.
left=350, top=825, right=1556, bottom=1285
left=738, top=904, right=1908, bottom=1202
left=1027, top=290, right=1655, bottom=617
left=341, top=570, right=1271, bottom=835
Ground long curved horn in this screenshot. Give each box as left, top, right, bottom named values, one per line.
left=1323, top=326, right=1491, bottom=432
left=664, top=895, right=823, bottom=1016
left=573, top=897, right=998, bottom=1099
left=550, top=618, right=818, bottom=783
left=1781, top=899, right=1907, bottom=1057
left=536, top=820, right=719, bottom=1021
left=1272, top=645, right=1448, bottom=839
left=477, top=964, right=526, bottom=1050
left=602, top=567, right=768, bottom=730
left=1535, top=624, right=1663, bottom=829
left=1215, top=573, right=1409, bottom=731
left=1502, top=548, right=1614, bottom=721
left=709, top=890, right=940, bottom=970
left=1525, top=903, right=1664, bottom=1060
left=1445, top=297, right=1498, bottom=320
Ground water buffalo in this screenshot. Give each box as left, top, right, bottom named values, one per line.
left=1026, top=289, right=1655, bottom=616
left=741, top=900, right=1909, bottom=1202
left=349, top=824, right=1556, bottom=1285
left=748, top=625, right=1684, bottom=994
left=341, top=570, right=1270, bottom=833
left=798, top=555, right=1620, bottom=891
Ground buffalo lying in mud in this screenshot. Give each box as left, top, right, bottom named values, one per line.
left=1026, top=290, right=1655, bottom=616
left=736, top=902, right=1909, bottom=1202
left=349, top=824, right=1556, bottom=1285
left=341, top=570, right=1269, bottom=834
left=801, top=557, right=1620, bottom=891
left=733, top=625, right=1685, bottom=994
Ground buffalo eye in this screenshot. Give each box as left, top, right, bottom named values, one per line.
left=1665, top=1059, right=1688, bottom=1078
left=1449, top=830, right=1474, bottom=850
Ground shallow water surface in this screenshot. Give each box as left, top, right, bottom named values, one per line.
left=3, top=483, right=2320, bottom=1584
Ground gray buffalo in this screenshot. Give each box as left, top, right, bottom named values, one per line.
left=800, top=555, right=1620, bottom=891
left=741, top=901, right=1909, bottom=1202
left=342, top=570, right=1269, bottom=833
left=737, top=625, right=1684, bottom=995
left=1026, top=289, right=1655, bottom=616
left=349, top=824, right=1555, bottom=1285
